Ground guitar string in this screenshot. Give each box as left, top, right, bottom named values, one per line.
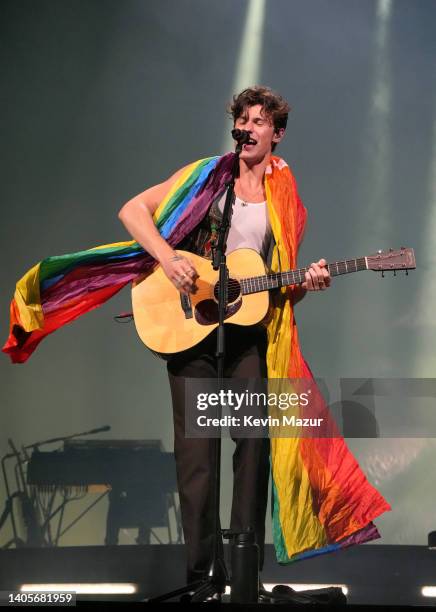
left=179, top=260, right=367, bottom=296
left=172, top=256, right=407, bottom=299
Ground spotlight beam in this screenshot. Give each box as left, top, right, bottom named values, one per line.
left=221, top=0, right=266, bottom=153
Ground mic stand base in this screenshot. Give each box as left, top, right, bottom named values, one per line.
left=146, top=567, right=228, bottom=604
left=146, top=580, right=347, bottom=604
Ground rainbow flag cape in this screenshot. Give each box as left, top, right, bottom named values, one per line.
left=3, top=152, right=390, bottom=563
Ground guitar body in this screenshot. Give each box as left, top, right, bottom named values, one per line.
left=132, top=248, right=269, bottom=354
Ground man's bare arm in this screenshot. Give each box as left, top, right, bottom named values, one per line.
left=118, top=165, right=198, bottom=293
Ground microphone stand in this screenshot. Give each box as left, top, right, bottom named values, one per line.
left=7, top=439, right=45, bottom=547
left=148, top=137, right=245, bottom=603
left=205, top=140, right=243, bottom=598
left=188, top=140, right=243, bottom=601
left=23, top=425, right=112, bottom=452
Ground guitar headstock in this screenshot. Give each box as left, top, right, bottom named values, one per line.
left=367, top=247, right=416, bottom=272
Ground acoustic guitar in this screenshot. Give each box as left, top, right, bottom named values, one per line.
left=132, top=247, right=415, bottom=354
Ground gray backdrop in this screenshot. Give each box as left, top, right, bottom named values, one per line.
left=1, top=0, right=435, bottom=549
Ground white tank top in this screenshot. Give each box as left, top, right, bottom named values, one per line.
left=217, top=195, right=272, bottom=260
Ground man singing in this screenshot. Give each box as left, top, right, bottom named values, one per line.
left=118, top=85, right=332, bottom=583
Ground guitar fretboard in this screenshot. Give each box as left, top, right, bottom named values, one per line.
left=240, top=258, right=367, bottom=295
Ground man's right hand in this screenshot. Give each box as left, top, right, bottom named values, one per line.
left=160, top=252, right=199, bottom=295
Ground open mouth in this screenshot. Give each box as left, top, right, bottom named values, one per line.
left=244, top=138, right=257, bottom=147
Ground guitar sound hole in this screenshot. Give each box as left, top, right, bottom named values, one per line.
left=195, top=278, right=242, bottom=325
left=213, top=278, right=241, bottom=304
left=195, top=299, right=242, bottom=325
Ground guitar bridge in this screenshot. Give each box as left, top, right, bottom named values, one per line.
left=180, top=293, right=193, bottom=319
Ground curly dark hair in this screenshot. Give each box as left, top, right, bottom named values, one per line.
left=228, top=85, right=290, bottom=151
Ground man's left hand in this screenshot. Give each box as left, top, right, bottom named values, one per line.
left=302, top=259, right=331, bottom=291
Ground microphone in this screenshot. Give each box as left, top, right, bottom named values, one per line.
left=231, top=129, right=253, bottom=145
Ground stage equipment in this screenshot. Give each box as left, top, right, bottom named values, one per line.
left=26, top=439, right=179, bottom=546
left=0, top=439, right=45, bottom=548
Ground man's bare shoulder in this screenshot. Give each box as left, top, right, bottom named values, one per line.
left=126, top=162, right=194, bottom=216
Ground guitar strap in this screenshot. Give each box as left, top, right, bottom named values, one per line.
left=266, top=232, right=279, bottom=272
left=176, top=188, right=226, bottom=259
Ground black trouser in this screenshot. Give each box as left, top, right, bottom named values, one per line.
left=167, top=324, right=270, bottom=583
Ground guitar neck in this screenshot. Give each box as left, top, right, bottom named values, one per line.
left=240, top=257, right=368, bottom=295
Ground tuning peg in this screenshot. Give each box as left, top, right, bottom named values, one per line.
left=406, top=269, right=409, bottom=275
left=394, top=270, right=396, bottom=276
left=381, top=271, right=384, bottom=278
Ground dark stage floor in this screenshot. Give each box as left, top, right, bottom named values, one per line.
left=0, top=544, right=435, bottom=606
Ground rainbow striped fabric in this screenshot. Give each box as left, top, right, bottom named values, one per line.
left=2, top=155, right=229, bottom=363
left=262, top=156, right=390, bottom=562
left=3, top=152, right=390, bottom=562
